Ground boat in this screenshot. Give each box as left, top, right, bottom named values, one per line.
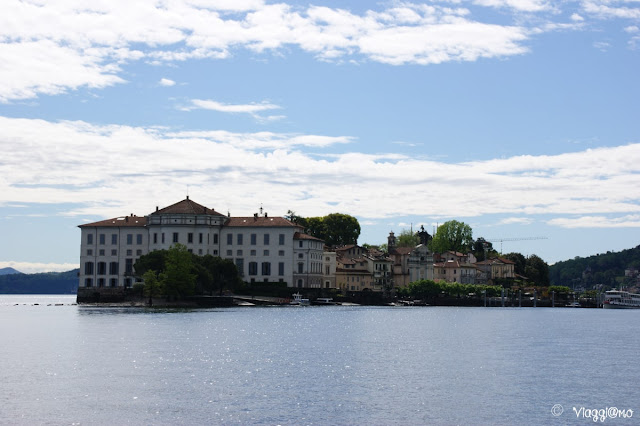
left=566, top=302, right=581, bottom=308
left=290, top=293, right=310, bottom=306
left=603, top=290, right=640, bottom=309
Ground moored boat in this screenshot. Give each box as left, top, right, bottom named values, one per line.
left=290, top=292, right=310, bottom=306
left=603, top=290, right=640, bottom=309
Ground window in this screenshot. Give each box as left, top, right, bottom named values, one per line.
left=199, top=233, right=203, bottom=244
left=188, top=233, right=193, bottom=243
left=87, top=234, right=93, bottom=245
left=109, top=278, right=117, bottom=287
left=162, top=233, right=165, bottom=244
left=84, top=262, right=94, bottom=274
left=87, top=249, right=93, bottom=256
left=111, top=249, right=117, bottom=256
left=99, top=234, right=105, bottom=245
left=298, top=253, right=304, bottom=259
left=99, top=249, right=105, bottom=256
left=173, top=233, right=179, bottom=243
left=249, top=262, right=258, bottom=276
left=237, top=234, right=243, bottom=245
left=227, top=234, right=233, bottom=245
left=127, top=234, right=133, bottom=245
left=109, top=262, right=119, bottom=275
left=153, top=233, right=158, bottom=244
left=298, top=263, right=304, bottom=273
left=137, top=234, right=143, bottom=245
left=251, top=250, right=257, bottom=256
left=213, top=234, right=218, bottom=244
left=227, top=250, right=232, bottom=256
left=279, top=234, right=285, bottom=245
left=125, top=259, right=133, bottom=275
left=126, top=249, right=132, bottom=256
left=237, top=250, right=243, bottom=256
left=112, top=234, right=117, bottom=245
left=264, top=250, right=269, bottom=256
left=279, top=250, right=285, bottom=256
left=299, top=241, right=303, bottom=248
left=98, top=278, right=105, bottom=288
left=264, top=234, right=270, bottom=245
left=251, top=234, right=257, bottom=245
left=85, top=278, right=93, bottom=287
left=136, top=249, right=142, bottom=255
left=262, top=262, right=271, bottom=275
left=279, top=262, right=285, bottom=276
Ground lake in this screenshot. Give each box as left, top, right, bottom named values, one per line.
left=1, top=295, right=638, bottom=425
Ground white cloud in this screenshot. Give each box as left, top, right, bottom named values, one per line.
left=0, top=261, right=78, bottom=274
left=548, top=215, right=640, bottom=228
left=0, top=0, right=537, bottom=101
left=159, top=78, right=176, bottom=86
left=0, top=116, right=638, bottom=227
left=499, top=217, right=535, bottom=225
left=183, top=99, right=282, bottom=119
left=473, top=0, right=551, bottom=12
left=582, top=1, right=640, bottom=19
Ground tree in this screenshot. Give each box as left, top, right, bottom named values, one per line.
left=429, top=220, right=473, bottom=254
left=397, top=229, right=419, bottom=248
left=163, top=244, right=196, bottom=299
left=322, top=213, right=360, bottom=246
left=473, top=238, right=498, bottom=261
left=134, top=249, right=167, bottom=276
left=142, top=270, right=165, bottom=306
left=294, top=212, right=361, bottom=246
left=525, top=254, right=550, bottom=286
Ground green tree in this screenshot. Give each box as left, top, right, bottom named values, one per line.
left=397, top=229, right=420, bottom=248
left=322, top=213, right=360, bottom=246
left=296, top=213, right=361, bottom=246
left=142, top=270, right=165, bottom=306
left=429, top=220, right=473, bottom=254
left=134, top=249, right=167, bottom=276
left=473, top=238, right=498, bottom=261
left=163, top=244, right=196, bottom=299
left=525, top=254, right=550, bottom=286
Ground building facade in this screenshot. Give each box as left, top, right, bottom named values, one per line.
left=78, top=198, right=320, bottom=291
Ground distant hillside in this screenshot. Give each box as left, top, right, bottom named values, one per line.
left=549, top=245, right=640, bottom=289
left=0, top=269, right=79, bottom=294
left=0, top=267, right=23, bottom=276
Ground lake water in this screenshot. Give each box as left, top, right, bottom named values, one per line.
left=1, top=295, right=638, bottom=425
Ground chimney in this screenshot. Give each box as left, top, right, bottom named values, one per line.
left=125, top=216, right=128, bottom=222
left=156, top=206, right=159, bottom=212
left=186, top=195, right=189, bottom=200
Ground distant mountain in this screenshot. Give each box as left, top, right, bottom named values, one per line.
left=0, top=269, right=79, bottom=294
left=549, top=245, right=640, bottom=289
left=0, top=267, right=23, bottom=276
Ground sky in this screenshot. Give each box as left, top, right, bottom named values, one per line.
left=1, top=0, right=639, bottom=274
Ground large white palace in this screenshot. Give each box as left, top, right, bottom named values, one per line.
left=78, top=197, right=325, bottom=291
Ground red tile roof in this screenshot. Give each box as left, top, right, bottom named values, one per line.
left=294, top=232, right=324, bottom=241
left=79, top=215, right=147, bottom=228
left=150, top=197, right=224, bottom=216
left=226, top=216, right=300, bottom=228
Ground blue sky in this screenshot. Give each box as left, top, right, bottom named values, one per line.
left=1, top=0, right=639, bottom=273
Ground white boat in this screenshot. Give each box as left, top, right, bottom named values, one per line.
left=290, top=293, right=310, bottom=306
left=603, top=290, right=640, bottom=309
